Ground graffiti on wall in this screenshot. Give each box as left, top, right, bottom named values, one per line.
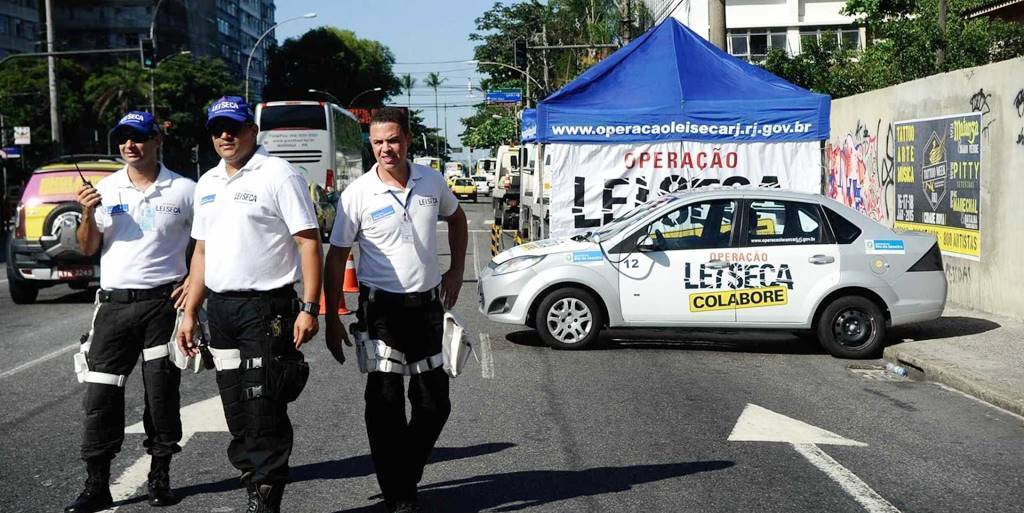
left=945, top=262, right=972, bottom=286
left=969, top=88, right=996, bottom=138
left=1014, top=89, right=1024, bottom=147
left=827, top=120, right=896, bottom=224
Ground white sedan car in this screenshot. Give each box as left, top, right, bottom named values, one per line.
left=472, top=175, right=491, bottom=196
left=479, top=187, right=946, bottom=358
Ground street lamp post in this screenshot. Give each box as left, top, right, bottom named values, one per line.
left=245, top=12, right=317, bottom=102
left=307, top=88, right=341, bottom=105
left=348, top=87, right=383, bottom=108
left=148, top=0, right=166, bottom=115
left=465, top=60, right=544, bottom=92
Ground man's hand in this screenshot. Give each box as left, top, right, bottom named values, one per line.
left=177, top=310, right=199, bottom=357
left=440, top=269, right=463, bottom=309
left=293, top=311, right=318, bottom=348
left=323, top=314, right=350, bottom=365
left=171, top=276, right=190, bottom=309
left=76, top=183, right=102, bottom=213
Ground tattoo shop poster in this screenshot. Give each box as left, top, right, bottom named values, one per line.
left=893, top=113, right=982, bottom=260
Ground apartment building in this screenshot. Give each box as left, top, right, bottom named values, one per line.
left=644, top=0, right=865, bottom=62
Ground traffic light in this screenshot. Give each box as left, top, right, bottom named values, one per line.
left=140, top=38, right=155, bottom=69
left=514, top=39, right=528, bottom=70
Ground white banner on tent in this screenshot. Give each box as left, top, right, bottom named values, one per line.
left=549, top=141, right=821, bottom=238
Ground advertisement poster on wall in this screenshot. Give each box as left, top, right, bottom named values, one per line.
left=547, top=141, right=822, bottom=238
left=893, top=113, right=982, bottom=260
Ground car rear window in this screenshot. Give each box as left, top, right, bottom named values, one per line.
left=455, top=179, right=473, bottom=185
left=823, top=207, right=862, bottom=244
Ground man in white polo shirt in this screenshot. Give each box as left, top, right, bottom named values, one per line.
left=67, top=111, right=193, bottom=513
left=324, top=107, right=468, bottom=513
left=177, top=96, right=321, bottom=513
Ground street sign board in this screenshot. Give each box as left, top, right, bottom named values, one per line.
left=13, top=126, right=30, bottom=145
left=1, top=146, right=22, bottom=159
left=486, top=89, right=522, bottom=104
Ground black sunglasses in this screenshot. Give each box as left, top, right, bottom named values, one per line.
left=208, top=119, right=250, bottom=137
left=114, top=129, right=154, bottom=145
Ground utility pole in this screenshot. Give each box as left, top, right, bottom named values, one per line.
left=541, top=25, right=550, bottom=94
left=936, top=0, right=947, bottom=68
left=620, top=0, right=633, bottom=45
left=44, top=0, right=62, bottom=150
left=708, top=0, right=727, bottom=50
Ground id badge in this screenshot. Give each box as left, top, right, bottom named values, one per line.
left=399, top=219, right=414, bottom=242
left=138, top=203, right=156, bottom=232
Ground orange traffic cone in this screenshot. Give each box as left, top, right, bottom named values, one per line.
left=319, top=288, right=351, bottom=315
left=343, top=254, right=359, bottom=293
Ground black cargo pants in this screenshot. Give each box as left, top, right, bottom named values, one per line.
left=82, top=287, right=181, bottom=462
left=358, top=285, right=452, bottom=505
left=207, top=286, right=303, bottom=486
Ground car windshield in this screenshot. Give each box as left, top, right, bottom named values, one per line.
left=472, top=176, right=486, bottom=182
left=455, top=179, right=472, bottom=185
left=593, top=194, right=678, bottom=239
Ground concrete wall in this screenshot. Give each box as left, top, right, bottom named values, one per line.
left=827, top=57, right=1024, bottom=319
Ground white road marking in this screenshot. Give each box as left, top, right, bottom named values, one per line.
left=729, top=404, right=900, bottom=513
left=478, top=333, right=494, bottom=379
left=110, top=396, right=228, bottom=508
left=728, top=403, right=866, bottom=446
left=471, top=232, right=480, bottom=281
left=793, top=443, right=902, bottom=513
left=0, top=343, right=78, bottom=379
left=437, top=229, right=492, bottom=234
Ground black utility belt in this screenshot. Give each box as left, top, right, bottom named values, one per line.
left=360, top=284, right=439, bottom=308
left=207, top=284, right=296, bottom=300
left=98, top=282, right=176, bottom=303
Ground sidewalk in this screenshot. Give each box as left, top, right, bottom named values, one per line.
left=884, top=303, right=1024, bottom=417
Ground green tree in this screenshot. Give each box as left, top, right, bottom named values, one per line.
left=84, top=61, right=150, bottom=131
left=764, top=0, right=1024, bottom=97
left=0, top=58, right=91, bottom=165
left=263, top=27, right=400, bottom=107
left=152, top=55, right=240, bottom=173
left=399, top=73, right=416, bottom=110
left=461, top=106, right=517, bottom=150
left=423, top=72, right=446, bottom=156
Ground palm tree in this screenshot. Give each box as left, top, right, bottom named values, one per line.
left=424, top=72, right=446, bottom=157
left=399, top=74, right=416, bottom=109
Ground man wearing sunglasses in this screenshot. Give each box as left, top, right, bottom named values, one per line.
left=67, top=111, right=195, bottom=512
left=176, top=96, right=322, bottom=513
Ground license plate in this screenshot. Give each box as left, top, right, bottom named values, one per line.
left=56, top=265, right=94, bottom=280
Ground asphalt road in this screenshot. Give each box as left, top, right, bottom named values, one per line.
left=1, top=199, right=1022, bottom=513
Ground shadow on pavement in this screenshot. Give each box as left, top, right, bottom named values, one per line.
left=506, top=329, right=823, bottom=355
left=890, top=316, right=1000, bottom=342
left=146, top=443, right=515, bottom=507
left=334, top=460, right=735, bottom=513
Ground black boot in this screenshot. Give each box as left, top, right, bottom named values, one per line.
left=65, top=459, right=113, bottom=513
left=146, top=455, right=178, bottom=507
left=246, top=483, right=284, bottom=513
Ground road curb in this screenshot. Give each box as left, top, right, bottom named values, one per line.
left=884, top=345, right=1024, bottom=418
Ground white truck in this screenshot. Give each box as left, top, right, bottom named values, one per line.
left=491, top=145, right=523, bottom=231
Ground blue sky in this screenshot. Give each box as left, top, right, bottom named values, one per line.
left=275, top=0, right=502, bottom=157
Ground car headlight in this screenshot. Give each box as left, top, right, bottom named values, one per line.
left=492, top=255, right=544, bottom=275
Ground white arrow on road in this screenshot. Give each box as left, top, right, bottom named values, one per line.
left=728, top=403, right=902, bottom=513
left=107, top=395, right=228, bottom=509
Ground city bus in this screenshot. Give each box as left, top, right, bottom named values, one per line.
left=255, top=100, right=366, bottom=192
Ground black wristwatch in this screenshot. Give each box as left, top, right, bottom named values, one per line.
left=298, top=301, right=318, bottom=315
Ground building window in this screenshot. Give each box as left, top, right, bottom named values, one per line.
left=799, top=25, right=861, bottom=52
left=0, top=15, right=8, bottom=35
left=217, top=17, right=231, bottom=35
left=728, top=28, right=788, bottom=62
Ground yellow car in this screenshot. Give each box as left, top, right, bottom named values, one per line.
left=450, top=177, right=478, bottom=202
left=8, top=156, right=122, bottom=303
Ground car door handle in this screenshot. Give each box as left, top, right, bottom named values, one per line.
left=705, top=259, right=730, bottom=270
left=808, top=255, right=835, bottom=265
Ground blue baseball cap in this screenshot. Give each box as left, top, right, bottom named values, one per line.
left=114, top=111, right=160, bottom=137
left=206, top=96, right=254, bottom=127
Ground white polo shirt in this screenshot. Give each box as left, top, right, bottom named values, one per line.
left=192, top=147, right=318, bottom=293
left=93, top=164, right=195, bottom=290
left=331, top=161, right=458, bottom=293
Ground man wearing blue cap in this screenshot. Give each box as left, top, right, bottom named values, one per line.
left=67, top=111, right=195, bottom=512
left=177, top=96, right=322, bottom=513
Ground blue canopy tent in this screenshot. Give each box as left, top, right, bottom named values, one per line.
left=532, top=18, right=829, bottom=144
left=516, top=18, right=831, bottom=239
